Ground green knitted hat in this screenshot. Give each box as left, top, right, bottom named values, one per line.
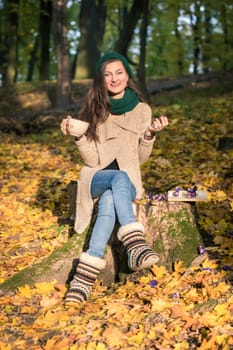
left=96, top=52, right=132, bottom=77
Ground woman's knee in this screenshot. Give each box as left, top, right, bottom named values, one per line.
left=112, top=170, right=130, bottom=186
left=112, top=171, right=136, bottom=199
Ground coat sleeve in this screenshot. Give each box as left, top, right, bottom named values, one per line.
left=75, top=136, right=99, bottom=167
left=138, top=103, right=155, bottom=164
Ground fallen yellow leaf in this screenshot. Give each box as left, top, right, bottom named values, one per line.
left=102, top=326, right=125, bottom=345
left=17, top=284, right=34, bottom=298
left=34, top=280, right=56, bottom=294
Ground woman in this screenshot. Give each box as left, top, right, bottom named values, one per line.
left=60, top=52, right=168, bottom=303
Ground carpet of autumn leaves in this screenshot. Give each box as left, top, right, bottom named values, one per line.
left=0, top=80, right=233, bottom=349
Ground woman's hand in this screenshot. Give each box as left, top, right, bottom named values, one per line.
left=149, top=116, right=168, bottom=133
left=60, top=116, right=89, bottom=138
left=144, top=116, right=168, bottom=139
left=60, top=115, right=72, bottom=135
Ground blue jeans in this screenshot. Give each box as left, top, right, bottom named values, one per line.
left=86, top=170, right=136, bottom=258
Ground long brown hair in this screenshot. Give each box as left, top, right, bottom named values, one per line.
left=79, top=59, right=147, bottom=142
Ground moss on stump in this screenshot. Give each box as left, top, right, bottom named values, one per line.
left=137, top=201, right=203, bottom=270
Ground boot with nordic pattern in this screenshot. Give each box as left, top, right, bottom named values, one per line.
left=65, top=252, right=106, bottom=303
left=117, top=222, right=159, bottom=271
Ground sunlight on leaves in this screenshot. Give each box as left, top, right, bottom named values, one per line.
left=0, top=88, right=233, bottom=349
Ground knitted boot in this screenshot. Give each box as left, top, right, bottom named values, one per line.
left=117, top=222, right=159, bottom=271
left=65, top=252, right=106, bottom=303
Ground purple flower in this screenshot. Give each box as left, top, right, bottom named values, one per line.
left=172, top=292, right=180, bottom=298
left=190, top=192, right=197, bottom=197
left=222, top=265, right=232, bottom=271
left=188, top=185, right=198, bottom=195
left=199, top=246, right=206, bottom=254
left=172, top=187, right=181, bottom=197
left=173, top=191, right=179, bottom=197
left=149, top=279, right=158, bottom=287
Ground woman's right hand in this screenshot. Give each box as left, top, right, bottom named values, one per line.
left=60, top=116, right=89, bottom=138
left=60, top=115, right=72, bottom=135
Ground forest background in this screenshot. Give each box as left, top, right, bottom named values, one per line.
left=0, top=0, right=233, bottom=349
left=1, top=0, right=233, bottom=99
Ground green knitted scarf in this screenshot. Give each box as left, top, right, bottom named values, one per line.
left=110, top=88, right=139, bottom=115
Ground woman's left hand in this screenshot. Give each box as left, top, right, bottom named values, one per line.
left=148, top=115, right=168, bottom=133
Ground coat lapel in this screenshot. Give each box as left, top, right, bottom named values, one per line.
left=98, top=112, right=138, bottom=143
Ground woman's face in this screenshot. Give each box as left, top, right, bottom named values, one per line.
left=104, top=60, right=128, bottom=99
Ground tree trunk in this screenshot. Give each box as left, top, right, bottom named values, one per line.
left=0, top=181, right=204, bottom=293
left=190, top=0, right=201, bottom=75
left=202, top=1, right=211, bottom=74
left=220, top=3, right=229, bottom=71
left=4, top=0, right=19, bottom=85
left=39, top=0, right=53, bottom=80
left=74, top=0, right=106, bottom=79
left=114, top=0, right=143, bottom=57
left=174, top=13, right=184, bottom=75
left=27, top=34, right=39, bottom=82
left=137, top=0, right=150, bottom=101
left=53, top=0, right=71, bottom=108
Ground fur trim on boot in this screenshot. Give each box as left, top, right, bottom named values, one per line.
left=117, top=222, right=159, bottom=271
left=65, top=252, right=106, bottom=303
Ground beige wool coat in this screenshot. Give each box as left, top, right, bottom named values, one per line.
left=74, top=102, right=155, bottom=234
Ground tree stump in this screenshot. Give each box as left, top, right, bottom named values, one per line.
left=135, top=201, right=202, bottom=269
left=68, top=181, right=203, bottom=285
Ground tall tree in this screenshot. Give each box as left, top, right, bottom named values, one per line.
left=53, top=0, right=71, bottom=108
left=27, top=34, right=40, bottom=82
left=4, top=0, right=20, bottom=85
left=190, top=0, right=201, bottom=74
left=114, top=0, right=144, bottom=57
left=0, top=0, right=7, bottom=84
left=138, top=0, right=149, bottom=100
left=74, top=0, right=106, bottom=79
left=220, top=2, right=229, bottom=71
left=202, top=0, right=211, bottom=73
left=39, top=0, right=53, bottom=80
left=172, top=0, right=184, bottom=75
